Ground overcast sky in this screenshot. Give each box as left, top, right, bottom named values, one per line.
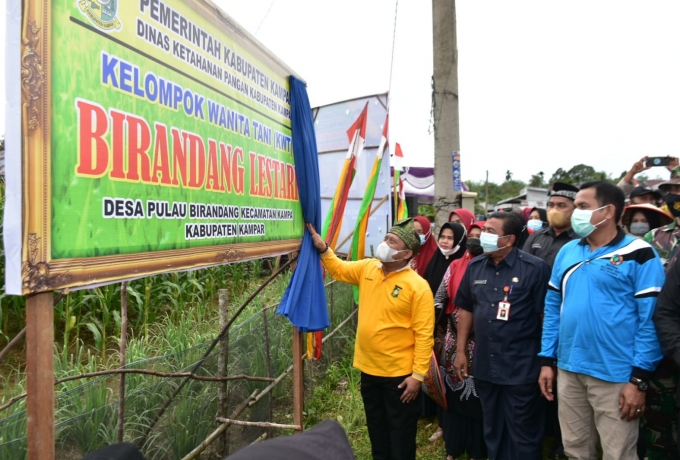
left=3, top=1, right=680, bottom=184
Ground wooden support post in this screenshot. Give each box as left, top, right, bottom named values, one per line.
left=307, top=342, right=314, bottom=400
left=26, top=292, right=55, bottom=460
left=292, top=327, right=304, bottom=434
left=181, top=390, right=259, bottom=460
left=329, top=282, right=334, bottom=362
left=217, top=289, right=230, bottom=457
left=118, top=282, right=128, bottom=444
left=261, top=293, right=274, bottom=437
left=216, top=418, right=301, bottom=431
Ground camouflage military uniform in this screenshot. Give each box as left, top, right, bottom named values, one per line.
left=642, top=220, right=680, bottom=459
left=639, top=358, right=679, bottom=459
left=644, top=220, right=680, bottom=270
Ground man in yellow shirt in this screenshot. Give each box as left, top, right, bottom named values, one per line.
left=307, top=219, right=435, bottom=460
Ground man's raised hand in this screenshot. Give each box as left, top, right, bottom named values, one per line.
left=631, top=157, right=652, bottom=175
left=306, top=223, right=328, bottom=251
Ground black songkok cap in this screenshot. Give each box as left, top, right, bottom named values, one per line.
left=549, top=182, right=579, bottom=200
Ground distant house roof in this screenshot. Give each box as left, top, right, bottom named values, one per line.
left=495, top=187, right=548, bottom=206
left=496, top=194, right=524, bottom=205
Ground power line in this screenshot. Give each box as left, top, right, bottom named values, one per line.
left=387, top=0, right=399, bottom=108
left=255, top=0, right=276, bottom=36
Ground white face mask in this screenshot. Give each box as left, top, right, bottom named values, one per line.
left=439, top=236, right=464, bottom=257
left=375, top=241, right=409, bottom=263
left=438, top=226, right=466, bottom=257
left=439, top=246, right=458, bottom=257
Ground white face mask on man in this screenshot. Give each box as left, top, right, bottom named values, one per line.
left=375, top=242, right=409, bottom=263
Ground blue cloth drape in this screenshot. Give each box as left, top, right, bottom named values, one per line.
left=277, top=76, right=329, bottom=332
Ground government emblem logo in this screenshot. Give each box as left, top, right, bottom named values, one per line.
left=78, top=0, right=122, bottom=32
left=610, top=255, right=624, bottom=266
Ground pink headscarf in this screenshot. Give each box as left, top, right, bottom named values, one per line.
left=470, top=221, right=485, bottom=233
left=412, top=216, right=438, bottom=275
left=448, top=209, right=476, bottom=232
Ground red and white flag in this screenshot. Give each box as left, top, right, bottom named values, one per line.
left=322, top=102, right=369, bottom=248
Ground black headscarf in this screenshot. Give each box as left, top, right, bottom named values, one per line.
left=423, top=222, right=467, bottom=294
left=516, top=212, right=532, bottom=249
left=531, top=207, right=548, bottom=226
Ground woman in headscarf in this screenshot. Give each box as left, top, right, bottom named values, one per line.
left=448, top=209, right=476, bottom=233
left=621, top=203, right=672, bottom=238
left=420, top=222, right=468, bottom=440
left=423, top=222, right=468, bottom=295
left=469, top=221, right=484, bottom=240
left=516, top=210, right=532, bottom=249
left=433, top=224, right=487, bottom=460
left=411, top=216, right=439, bottom=275
left=527, top=207, right=548, bottom=232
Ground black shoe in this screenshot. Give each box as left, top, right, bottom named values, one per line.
left=549, top=443, right=566, bottom=459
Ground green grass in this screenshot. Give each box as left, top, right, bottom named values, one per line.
left=302, top=338, right=564, bottom=460
left=0, top=263, right=357, bottom=459
left=302, top=341, right=448, bottom=460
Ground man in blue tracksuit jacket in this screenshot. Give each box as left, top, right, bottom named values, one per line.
left=538, top=181, right=665, bottom=460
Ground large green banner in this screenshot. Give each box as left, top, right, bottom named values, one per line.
left=6, top=0, right=304, bottom=294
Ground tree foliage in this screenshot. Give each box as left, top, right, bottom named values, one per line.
left=462, top=163, right=623, bottom=215
left=528, top=171, right=546, bottom=187
left=548, top=164, right=622, bottom=186
left=418, top=204, right=436, bottom=220
left=465, top=179, right=527, bottom=215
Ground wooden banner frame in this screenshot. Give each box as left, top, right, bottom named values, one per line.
left=15, top=0, right=304, bottom=296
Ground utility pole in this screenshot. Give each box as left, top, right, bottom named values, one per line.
left=485, top=170, right=489, bottom=217
left=432, top=0, right=460, bottom=228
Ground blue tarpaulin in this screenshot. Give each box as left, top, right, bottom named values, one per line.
left=277, top=76, right=329, bottom=332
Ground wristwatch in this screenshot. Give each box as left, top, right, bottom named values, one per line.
left=630, top=377, right=649, bottom=392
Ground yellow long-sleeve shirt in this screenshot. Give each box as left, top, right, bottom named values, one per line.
left=320, top=249, right=434, bottom=381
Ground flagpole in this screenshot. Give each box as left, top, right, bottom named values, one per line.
left=393, top=167, right=398, bottom=224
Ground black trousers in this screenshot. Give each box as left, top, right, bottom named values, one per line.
left=360, top=372, right=421, bottom=460
left=476, top=379, right=545, bottom=460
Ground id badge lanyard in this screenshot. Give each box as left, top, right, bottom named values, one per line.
left=497, top=285, right=512, bottom=321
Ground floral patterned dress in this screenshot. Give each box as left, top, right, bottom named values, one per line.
left=434, top=263, right=488, bottom=458
left=434, top=268, right=482, bottom=419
